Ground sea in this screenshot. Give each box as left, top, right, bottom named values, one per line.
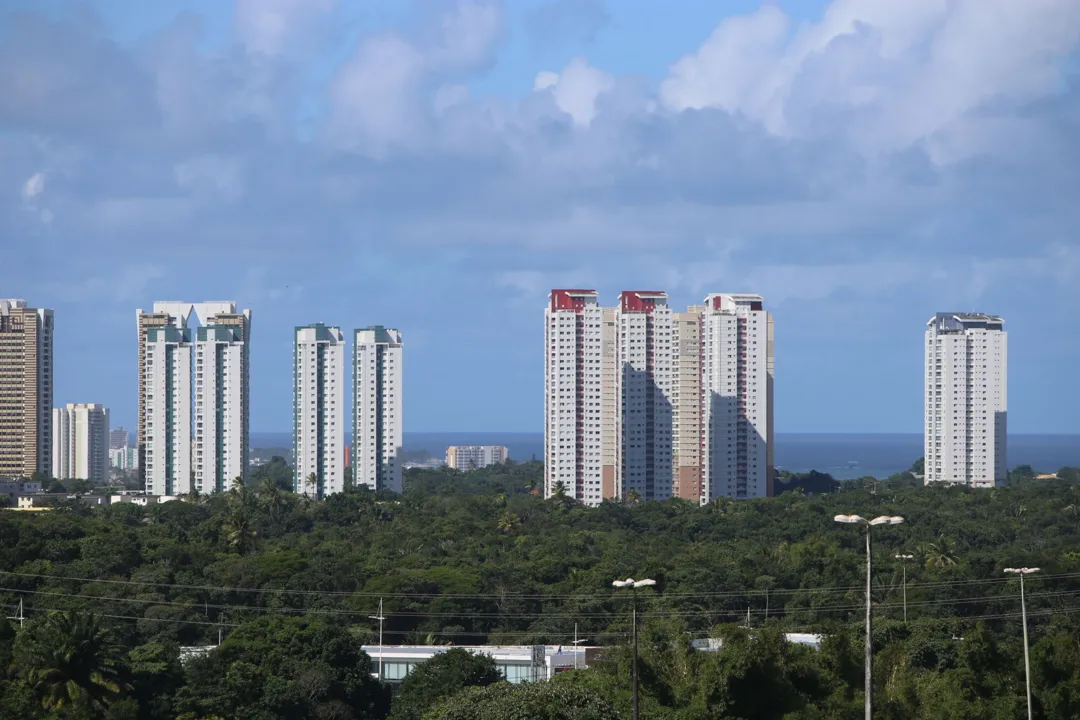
left=250, top=432, right=1080, bottom=481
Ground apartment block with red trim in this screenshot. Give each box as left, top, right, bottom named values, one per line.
left=545, top=290, right=773, bottom=505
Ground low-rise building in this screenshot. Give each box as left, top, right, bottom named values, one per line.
left=445, top=446, right=509, bottom=471
left=1, top=480, right=42, bottom=506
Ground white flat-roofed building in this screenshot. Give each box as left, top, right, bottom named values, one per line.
left=701, top=294, right=774, bottom=502
left=144, top=324, right=192, bottom=496
left=52, top=404, right=109, bottom=484
left=353, top=327, right=403, bottom=493
left=924, top=312, right=1007, bottom=487
left=616, top=291, right=674, bottom=501
left=294, top=324, right=345, bottom=497
left=445, top=445, right=509, bottom=471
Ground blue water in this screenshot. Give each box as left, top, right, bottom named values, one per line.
left=249, top=432, right=1080, bottom=480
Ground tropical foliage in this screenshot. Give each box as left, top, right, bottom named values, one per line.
left=2, top=459, right=1080, bottom=718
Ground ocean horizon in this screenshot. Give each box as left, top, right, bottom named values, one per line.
left=251, top=431, right=1080, bottom=481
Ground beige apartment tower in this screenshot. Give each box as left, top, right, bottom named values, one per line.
left=0, top=299, right=53, bottom=479
left=672, top=306, right=704, bottom=500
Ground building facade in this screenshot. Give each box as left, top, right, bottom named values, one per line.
left=672, top=306, right=704, bottom=500
left=52, top=404, right=110, bottom=484
left=109, top=427, right=130, bottom=450
left=616, top=291, right=674, bottom=501
left=544, top=290, right=610, bottom=506
left=924, top=313, right=1007, bottom=487
left=0, top=299, right=53, bottom=480
left=194, top=309, right=251, bottom=493
left=353, top=327, right=403, bottom=493
left=139, top=302, right=250, bottom=496
left=293, top=324, right=345, bottom=498
left=445, top=445, right=509, bottom=471
left=110, top=446, right=138, bottom=472
left=701, top=294, right=774, bottom=502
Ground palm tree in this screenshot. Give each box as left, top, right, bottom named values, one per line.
left=626, top=489, right=642, bottom=504
left=259, top=476, right=288, bottom=523
left=920, top=535, right=960, bottom=568
left=224, top=511, right=258, bottom=555
left=14, top=612, right=130, bottom=715
left=304, top=472, right=318, bottom=499
left=496, top=511, right=519, bottom=534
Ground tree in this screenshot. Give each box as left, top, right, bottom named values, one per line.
left=389, top=648, right=504, bottom=720
left=13, top=611, right=130, bottom=716
left=424, top=679, right=621, bottom=720
left=920, top=535, right=960, bottom=568
left=175, top=615, right=389, bottom=720
left=305, top=472, right=318, bottom=498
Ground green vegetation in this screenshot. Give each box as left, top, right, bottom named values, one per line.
left=3, top=459, right=1080, bottom=718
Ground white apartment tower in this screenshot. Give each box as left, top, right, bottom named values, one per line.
left=353, top=326, right=403, bottom=493
left=52, top=404, right=110, bottom=484
left=545, top=290, right=610, bottom=506
left=445, top=445, right=509, bottom=471
left=194, top=308, right=251, bottom=493
left=924, top=313, right=1007, bottom=487
left=616, top=291, right=674, bottom=501
left=701, top=294, right=774, bottom=502
left=139, top=302, right=250, bottom=496
left=294, top=324, right=345, bottom=498
left=143, top=323, right=192, bottom=496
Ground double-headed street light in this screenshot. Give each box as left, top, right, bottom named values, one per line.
left=1005, top=567, right=1040, bottom=720
left=613, top=578, right=656, bottom=720
left=835, top=515, right=905, bottom=720
left=893, top=554, right=915, bottom=622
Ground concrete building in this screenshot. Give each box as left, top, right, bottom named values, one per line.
left=110, top=446, right=138, bottom=472
left=0, top=299, right=53, bottom=480
left=52, top=404, right=110, bottom=484
left=193, top=308, right=252, bottom=493
left=616, top=291, right=674, bottom=501
left=1, top=480, right=42, bottom=507
left=445, top=445, right=509, bottom=471
left=924, top=313, right=1007, bottom=487
left=293, top=324, right=345, bottom=498
left=139, top=302, right=251, bottom=496
left=672, top=306, right=705, bottom=500
left=700, top=294, right=774, bottom=502
left=110, top=427, right=130, bottom=450
left=353, top=327, right=403, bottom=493
left=544, top=290, right=610, bottom=506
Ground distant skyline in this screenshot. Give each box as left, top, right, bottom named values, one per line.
left=1, top=0, right=1078, bottom=435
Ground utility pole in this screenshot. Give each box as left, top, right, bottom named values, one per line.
left=370, top=599, right=386, bottom=682
left=1005, top=568, right=1040, bottom=720
left=6, top=599, right=24, bottom=629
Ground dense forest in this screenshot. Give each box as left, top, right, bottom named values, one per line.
left=4, top=459, right=1080, bottom=718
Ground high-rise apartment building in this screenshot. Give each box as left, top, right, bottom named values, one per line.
left=701, top=294, right=774, bottom=501
left=924, top=313, right=1007, bottom=487
left=143, top=324, right=192, bottom=496
left=0, top=299, right=53, bottom=479
left=194, top=309, right=251, bottom=493
left=445, top=445, right=509, bottom=471
left=353, top=327, right=403, bottom=493
left=110, top=427, right=130, bottom=450
left=138, top=302, right=250, bottom=496
left=52, top=404, right=110, bottom=484
left=293, top=324, right=345, bottom=498
left=544, top=290, right=609, bottom=506
left=616, top=291, right=674, bottom=501
left=672, top=306, right=704, bottom=500
left=544, top=290, right=774, bottom=506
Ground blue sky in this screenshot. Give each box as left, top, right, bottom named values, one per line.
left=1, top=0, right=1078, bottom=435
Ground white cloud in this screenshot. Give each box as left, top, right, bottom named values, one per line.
left=21, top=171, right=45, bottom=201
left=233, top=0, right=336, bottom=56
left=660, top=0, right=1080, bottom=159
left=533, top=57, right=614, bottom=127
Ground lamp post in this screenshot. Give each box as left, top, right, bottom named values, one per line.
left=613, top=577, right=656, bottom=720
left=571, top=623, right=588, bottom=670
left=369, top=598, right=386, bottom=682
left=835, top=514, right=904, bottom=720
left=1005, top=568, right=1040, bottom=720
left=893, top=554, right=914, bottom=622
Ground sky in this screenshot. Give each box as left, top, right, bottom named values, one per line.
left=1, top=0, right=1078, bottom=435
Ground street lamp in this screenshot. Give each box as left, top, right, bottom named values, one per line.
left=1005, top=567, right=1040, bottom=720
left=613, top=578, right=656, bottom=720
left=834, top=514, right=904, bottom=720
left=893, top=553, right=915, bottom=622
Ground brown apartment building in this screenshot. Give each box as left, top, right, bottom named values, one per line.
left=0, top=299, right=54, bottom=479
